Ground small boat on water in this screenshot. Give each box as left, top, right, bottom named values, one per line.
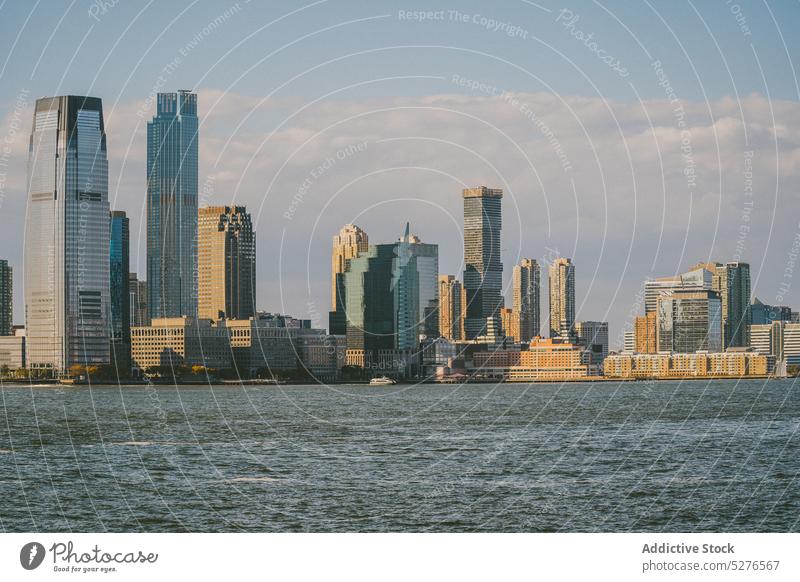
left=369, top=376, right=396, bottom=386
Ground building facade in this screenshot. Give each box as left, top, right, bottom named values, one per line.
left=129, top=273, right=150, bottom=327
left=462, top=187, right=503, bottom=339
left=198, top=205, right=256, bottom=320
left=634, top=311, right=657, bottom=353
left=751, top=298, right=792, bottom=325
left=24, top=96, right=111, bottom=373
left=438, top=275, right=463, bottom=341
left=604, top=350, right=773, bottom=379
left=330, top=223, right=368, bottom=335
left=130, top=317, right=230, bottom=371
left=575, top=320, right=609, bottom=362
left=512, top=258, right=540, bottom=342
left=110, top=211, right=130, bottom=373
left=712, top=262, right=751, bottom=348
left=657, top=289, right=722, bottom=353
left=0, top=259, right=11, bottom=335
left=147, top=90, right=198, bottom=320
left=548, top=258, right=575, bottom=338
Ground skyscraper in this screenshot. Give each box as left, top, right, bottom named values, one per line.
left=463, top=186, right=503, bottom=339
left=513, top=258, right=541, bottom=342
left=330, top=223, right=368, bottom=335
left=549, top=258, right=575, bottom=338
left=147, top=90, right=198, bottom=320
left=644, top=266, right=712, bottom=314
left=0, top=260, right=11, bottom=336
left=24, top=96, right=110, bottom=372
left=656, top=289, right=722, bottom=353
left=128, top=273, right=149, bottom=327
left=713, top=262, right=751, bottom=348
left=198, top=205, right=256, bottom=320
left=398, top=224, right=439, bottom=339
left=110, top=211, right=130, bottom=372
left=438, top=275, right=463, bottom=341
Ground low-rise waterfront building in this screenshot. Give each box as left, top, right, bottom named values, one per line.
left=603, top=350, right=773, bottom=379
left=0, top=327, right=25, bottom=370
left=131, top=317, right=231, bottom=371
left=471, top=337, right=597, bottom=382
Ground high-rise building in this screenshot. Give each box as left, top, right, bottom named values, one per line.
left=712, top=262, right=751, bottom=348
left=656, top=289, right=722, bottom=353
left=24, top=96, right=111, bottom=373
left=500, top=307, right=516, bottom=341
left=330, top=224, right=368, bottom=335
left=331, top=224, right=368, bottom=309
left=147, top=90, right=198, bottom=320
left=513, top=258, right=540, bottom=342
left=129, top=273, right=150, bottom=327
left=623, top=329, right=635, bottom=353
left=462, top=187, right=503, bottom=339
left=110, top=211, right=130, bottom=373
left=198, top=205, right=256, bottom=320
left=398, top=224, right=439, bottom=339
left=575, top=321, right=609, bottom=362
left=634, top=311, right=657, bottom=353
left=0, top=260, right=11, bottom=335
left=549, top=258, right=575, bottom=338
left=644, top=266, right=712, bottom=314
left=438, top=275, right=463, bottom=341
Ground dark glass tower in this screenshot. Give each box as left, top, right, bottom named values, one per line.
left=462, top=187, right=503, bottom=339
left=24, top=96, right=110, bottom=372
left=110, top=211, right=130, bottom=373
left=147, top=90, right=198, bottom=319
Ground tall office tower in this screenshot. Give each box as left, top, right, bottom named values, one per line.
left=634, top=311, right=657, bottom=353
left=0, top=260, right=11, bottom=335
left=656, top=289, right=722, bottom=353
left=24, top=96, right=110, bottom=372
left=110, top=211, right=130, bottom=372
left=128, top=273, right=150, bottom=326
left=198, top=206, right=256, bottom=320
left=438, top=275, right=462, bottom=340
left=344, top=244, right=398, bottom=355
left=575, top=320, right=609, bottom=362
left=513, top=258, right=540, bottom=342
left=549, top=258, right=575, bottom=338
left=330, top=223, right=368, bottom=335
left=623, top=329, right=635, bottom=353
left=147, top=90, right=198, bottom=319
left=711, top=262, right=751, bottom=348
left=462, top=187, right=503, bottom=339
left=398, top=224, right=439, bottom=339
left=644, top=266, right=712, bottom=314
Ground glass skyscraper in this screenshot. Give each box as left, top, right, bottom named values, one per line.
left=24, top=96, right=110, bottom=372
left=110, top=211, right=130, bottom=372
left=657, top=289, right=722, bottom=353
left=147, top=90, right=198, bottom=319
left=463, top=187, right=503, bottom=339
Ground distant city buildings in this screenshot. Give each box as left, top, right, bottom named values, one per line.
left=463, top=187, right=503, bottom=339
left=147, top=90, right=199, bottom=320
left=750, top=321, right=800, bottom=368
left=512, top=258, right=540, bottom=342
left=548, top=258, right=575, bottom=339
left=472, top=337, right=598, bottom=382
left=0, top=259, right=11, bottom=336
left=634, top=311, right=657, bottom=353
left=438, top=275, right=463, bottom=341
left=198, top=205, right=256, bottom=320
left=24, top=96, right=111, bottom=373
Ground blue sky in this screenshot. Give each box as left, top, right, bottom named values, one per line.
left=1, top=0, right=799, bottom=343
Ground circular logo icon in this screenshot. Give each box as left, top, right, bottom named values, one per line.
left=20, top=542, right=45, bottom=570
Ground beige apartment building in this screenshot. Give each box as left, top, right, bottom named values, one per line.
left=131, top=317, right=231, bottom=371
left=603, top=350, right=773, bottom=379
left=198, top=206, right=256, bottom=321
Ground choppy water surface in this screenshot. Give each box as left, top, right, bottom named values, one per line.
left=0, top=379, right=798, bottom=532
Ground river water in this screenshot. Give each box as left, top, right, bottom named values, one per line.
left=0, top=379, right=797, bottom=531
